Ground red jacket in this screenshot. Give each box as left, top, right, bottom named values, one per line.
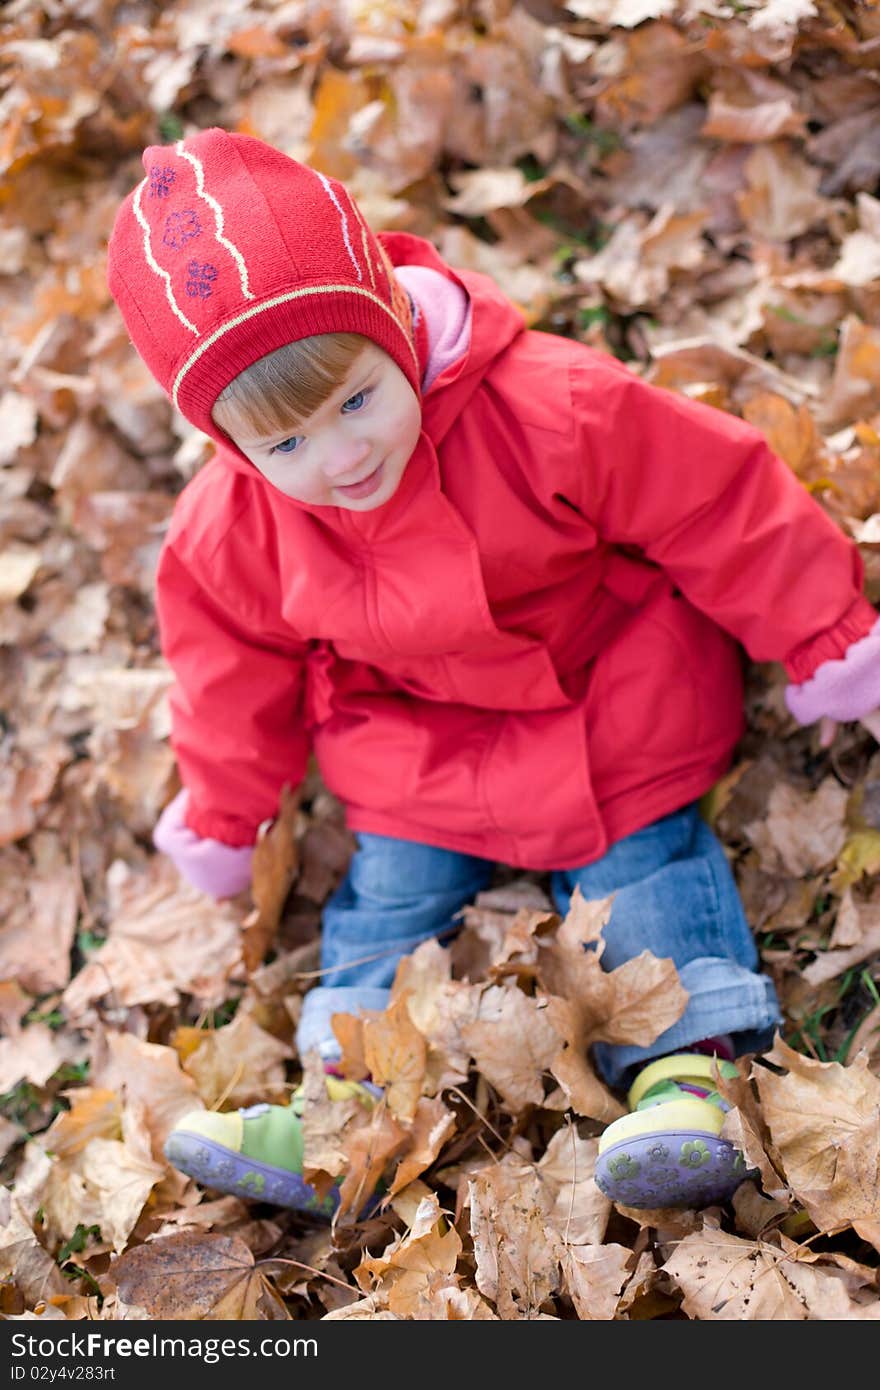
left=155, top=234, right=875, bottom=869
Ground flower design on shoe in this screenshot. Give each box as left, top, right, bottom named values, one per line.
left=646, top=1142, right=670, bottom=1163
left=716, top=1147, right=748, bottom=1173
left=607, top=1152, right=641, bottom=1180
left=679, top=1140, right=711, bottom=1169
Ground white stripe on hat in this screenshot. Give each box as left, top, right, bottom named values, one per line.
left=176, top=141, right=256, bottom=301
left=132, top=178, right=199, bottom=335
left=348, top=195, right=377, bottom=291
left=315, top=172, right=362, bottom=282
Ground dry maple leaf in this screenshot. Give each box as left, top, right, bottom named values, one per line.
left=61, top=862, right=243, bottom=1017
left=559, top=1242, right=634, bottom=1320
left=390, top=940, right=484, bottom=1092
left=335, top=1103, right=409, bottom=1224
left=89, top=1030, right=204, bottom=1159
left=756, top=1039, right=880, bottom=1233
left=744, top=778, right=848, bottom=877
left=181, top=1012, right=292, bottom=1111
left=664, top=1225, right=880, bottom=1320
left=0, top=1191, right=69, bottom=1309
left=460, top=983, right=560, bottom=1112
left=40, top=1128, right=165, bottom=1256
left=240, top=783, right=301, bottom=974
left=355, top=1191, right=463, bottom=1317
left=362, top=993, right=427, bottom=1121
left=535, top=1124, right=612, bottom=1247
left=469, top=1159, right=561, bottom=1319
left=111, top=1231, right=271, bottom=1320
left=386, top=1096, right=457, bottom=1198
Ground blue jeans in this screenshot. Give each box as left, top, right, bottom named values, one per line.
left=296, top=803, right=781, bottom=1089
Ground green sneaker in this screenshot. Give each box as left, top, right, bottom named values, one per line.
left=594, top=1053, right=751, bottom=1209
left=164, top=1077, right=378, bottom=1215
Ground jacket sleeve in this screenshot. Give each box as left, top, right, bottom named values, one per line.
left=155, top=540, right=311, bottom=846
left=569, top=354, right=877, bottom=682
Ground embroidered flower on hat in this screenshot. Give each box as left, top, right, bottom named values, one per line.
left=149, top=166, right=176, bottom=198
left=185, top=261, right=218, bottom=298
left=163, top=209, right=202, bottom=250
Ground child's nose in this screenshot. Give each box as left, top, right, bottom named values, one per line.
left=322, top=437, right=372, bottom=479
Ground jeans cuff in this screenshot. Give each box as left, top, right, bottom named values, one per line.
left=296, top=985, right=391, bottom=1060
left=593, top=960, right=782, bottom=1092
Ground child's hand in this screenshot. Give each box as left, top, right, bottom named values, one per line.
left=787, top=616, right=880, bottom=744
left=819, top=711, right=880, bottom=747
left=154, top=788, right=254, bottom=898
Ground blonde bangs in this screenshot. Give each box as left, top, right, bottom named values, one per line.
left=211, top=332, right=369, bottom=439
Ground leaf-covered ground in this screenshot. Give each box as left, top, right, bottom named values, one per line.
left=3, top=0, right=880, bottom=1321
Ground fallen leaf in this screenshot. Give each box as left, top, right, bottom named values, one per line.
left=461, top=984, right=560, bottom=1112
left=241, top=784, right=301, bottom=973
left=182, top=1012, right=292, bottom=1111
left=0, top=1192, right=68, bottom=1308
left=535, top=1124, right=612, bottom=1247
left=362, top=994, right=427, bottom=1122
left=62, top=861, right=243, bottom=1017
left=112, top=1231, right=268, bottom=1319
left=745, top=779, right=848, bottom=877
left=469, top=1159, right=560, bottom=1319
left=559, top=1242, right=633, bottom=1320
left=757, top=1039, right=880, bottom=1230
left=387, top=1096, right=457, bottom=1197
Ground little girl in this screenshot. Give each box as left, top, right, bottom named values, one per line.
left=108, top=128, right=880, bottom=1213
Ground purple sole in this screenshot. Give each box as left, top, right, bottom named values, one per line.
left=164, top=1131, right=340, bottom=1216
left=595, top=1128, right=751, bottom=1209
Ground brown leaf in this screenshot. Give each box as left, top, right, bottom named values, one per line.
left=41, top=1088, right=122, bottom=1160
left=0, top=860, right=78, bottom=992
left=559, top=1243, right=633, bottom=1320
left=387, top=1096, right=457, bottom=1198
left=822, top=316, right=880, bottom=429
left=390, top=942, right=482, bottom=1093
left=461, top=984, right=560, bottom=1112
left=90, top=1031, right=204, bottom=1159
left=536, top=1125, right=612, bottom=1247
left=665, top=1226, right=880, bottom=1320
left=182, top=1013, right=292, bottom=1110
left=0, top=1192, right=68, bottom=1308
left=534, top=891, right=686, bottom=1121
left=335, top=1103, right=409, bottom=1223
left=241, top=784, right=301, bottom=973
left=664, top=1228, right=812, bottom=1319
left=544, top=995, right=626, bottom=1124
left=61, top=862, right=243, bottom=1017
left=355, top=1191, right=462, bottom=1317
left=112, top=1232, right=268, bottom=1319
left=0, top=1022, right=71, bottom=1092
left=362, top=994, right=427, bottom=1122
left=468, top=1160, right=561, bottom=1318
left=744, top=779, right=848, bottom=877
left=741, top=392, right=825, bottom=477
left=757, top=1039, right=880, bottom=1229
left=737, top=143, right=830, bottom=241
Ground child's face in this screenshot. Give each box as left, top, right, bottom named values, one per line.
left=223, top=344, right=422, bottom=510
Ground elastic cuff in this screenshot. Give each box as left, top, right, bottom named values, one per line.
left=784, top=596, right=879, bottom=684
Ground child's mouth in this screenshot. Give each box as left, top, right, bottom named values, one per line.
left=335, top=461, right=384, bottom=499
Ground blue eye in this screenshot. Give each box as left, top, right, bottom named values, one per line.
left=272, top=435, right=302, bottom=455
left=342, top=390, right=368, bottom=412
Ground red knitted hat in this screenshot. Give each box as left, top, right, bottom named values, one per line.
left=107, top=128, right=423, bottom=436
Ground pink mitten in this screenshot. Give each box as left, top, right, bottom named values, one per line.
left=785, top=616, right=880, bottom=726
left=154, top=788, right=254, bottom=898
